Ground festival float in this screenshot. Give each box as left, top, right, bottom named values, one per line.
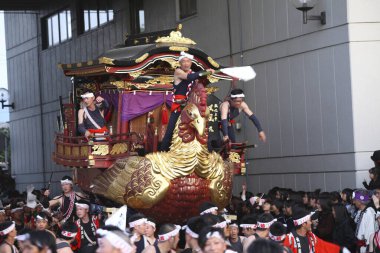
left=53, top=25, right=252, bottom=224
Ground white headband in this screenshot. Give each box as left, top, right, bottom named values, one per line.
left=0, top=222, right=15, bottom=236
left=200, top=207, right=218, bottom=215
left=213, top=221, right=228, bottom=229
left=129, top=218, right=147, bottom=228
left=230, top=94, right=245, bottom=98
left=0, top=210, right=5, bottom=213
left=81, top=93, right=95, bottom=98
left=61, top=179, right=73, bottom=185
left=257, top=219, right=277, bottom=229
left=36, top=215, right=48, bottom=221
left=75, top=203, right=89, bottom=209
left=16, top=233, right=30, bottom=241
left=178, top=51, right=194, bottom=62
left=269, top=232, right=286, bottom=242
left=61, top=230, right=77, bottom=238
left=229, top=223, right=238, bottom=228
left=158, top=225, right=181, bottom=241
left=183, top=225, right=199, bottom=238
left=206, top=231, right=224, bottom=240
left=293, top=214, right=311, bottom=226
left=146, top=221, right=156, bottom=228
left=240, top=223, right=257, bottom=228
left=11, top=207, right=23, bottom=213
left=97, top=229, right=134, bottom=253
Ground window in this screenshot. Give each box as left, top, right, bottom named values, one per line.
left=130, top=0, right=145, bottom=34
left=81, top=0, right=114, bottom=33
left=43, top=9, right=72, bottom=49
left=178, top=0, right=197, bottom=20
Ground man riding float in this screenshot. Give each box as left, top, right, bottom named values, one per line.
left=160, top=51, right=214, bottom=151
left=77, top=90, right=109, bottom=139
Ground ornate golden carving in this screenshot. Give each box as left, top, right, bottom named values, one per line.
left=207, top=75, right=219, bottom=83
left=169, top=46, right=189, bottom=52
left=76, top=63, right=82, bottom=67
left=72, top=147, right=80, bottom=157
left=135, top=53, right=149, bottom=63
left=162, top=58, right=180, bottom=69
left=155, top=30, right=196, bottom=45
left=57, top=145, right=63, bottom=155
left=146, top=75, right=174, bottom=84
left=129, top=71, right=143, bottom=78
left=99, top=57, right=115, bottom=65
left=67, top=64, right=72, bottom=68
left=228, top=152, right=240, bottom=163
left=92, top=145, right=109, bottom=156
left=207, top=57, right=220, bottom=68
left=64, top=146, right=71, bottom=156
left=205, top=87, right=219, bottom=94
left=110, top=143, right=128, bottom=155
left=81, top=146, right=88, bottom=157
left=87, top=60, right=94, bottom=65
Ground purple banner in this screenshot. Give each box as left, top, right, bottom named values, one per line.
left=121, top=92, right=173, bottom=121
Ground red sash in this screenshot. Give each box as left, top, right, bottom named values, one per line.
left=171, top=95, right=187, bottom=112
left=88, top=126, right=108, bottom=134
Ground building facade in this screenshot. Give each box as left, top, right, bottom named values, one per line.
left=3, top=0, right=380, bottom=195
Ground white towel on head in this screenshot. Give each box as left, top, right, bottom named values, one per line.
left=179, top=51, right=194, bottom=61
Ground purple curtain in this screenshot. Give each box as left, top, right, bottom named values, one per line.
left=121, top=92, right=173, bottom=122
left=99, top=92, right=119, bottom=110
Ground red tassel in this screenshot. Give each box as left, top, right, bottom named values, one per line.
left=161, top=104, right=169, bottom=125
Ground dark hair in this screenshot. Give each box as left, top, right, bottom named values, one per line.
left=128, top=213, right=146, bottom=228
left=332, top=203, right=350, bottom=224
left=292, top=208, right=310, bottom=229
left=0, top=221, right=14, bottom=243
left=157, top=223, right=177, bottom=237
left=330, top=191, right=342, bottom=203
left=61, top=175, right=73, bottom=181
left=200, top=213, right=218, bottom=227
left=341, top=188, right=353, bottom=204
left=247, top=238, right=283, bottom=253
left=198, top=227, right=225, bottom=250
left=272, top=199, right=284, bottom=211
left=28, top=230, right=57, bottom=253
left=59, top=221, right=79, bottom=240
left=257, top=213, right=274, bottom=231
left=369, top=167, right=380, bottom=180
left=318, top=196, right=332, bottom=213
left=269, top=222, right=286, bottom=238
left=186, top=216, right=207, bottom=236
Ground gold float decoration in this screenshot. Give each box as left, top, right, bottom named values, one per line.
left=99, top=57, right=115, bottom=65
left=169, top=46, right=189, bottom=52
left=110, top=143, right=129, bottom=155
left=207, top=75, right=219, bottom=83
left=229, top=152, right=240, bottom=163
left=146, top=75, right=174, bottom=84
left=129, top=70, right=143, bottom=78
left=92, top=145, right=109, bottom=156
left=162, top=58, right=180, bottom=69
left=156, top=30, right=196, bottom=45
left=135, top=53, right=149, bottom=63
left=205, top=87, right=219, bottom=94
left=207, top=57, right=220, bottom=68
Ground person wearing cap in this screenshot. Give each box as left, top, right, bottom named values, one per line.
left=199, top=202, right=218, bottom=216
left=96, top=226, right=136, bottom=253
left=352, top=189, right=377, bottom=253
left=283, top=208, right=344, bottom=253
left=56, top=221, right=78, bottom=253
left=128, top=213, right=148, bottom=253
left=242, top=213, right=275, bottom=253
left=372, top=150, right=380, bottom=167
left=268, top=221, right=292, bottom=253
left=73, top=199, right=100, bottom=253
left=198, top=227, right=227, bottom=253
left=144, top=218, right=157, bottom=247
left=0, top=221, right=17, bottom=253
left=43, top=175, right=86, bottom=224
left=160, top=51, right=215, bottom=151
left=142, top=223, right=180, bottom=253
left=228, top=220, right=245, bottom=253
left=78, top=89, right=109, bottom=139
left=182, top=216, right=206, bottom=253
left=219, top=88, right=266, bottom=144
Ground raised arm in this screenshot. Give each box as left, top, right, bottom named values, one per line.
left=241, top=102, right=266, bottom=142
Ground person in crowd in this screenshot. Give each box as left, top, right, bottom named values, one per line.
left=283, top=208, right=344, bottom=253
left=308, top=191, right=319, bottom=211
left=353, top=189, right=377, bottom=253
left=144, top=217, right=157, bottom=246
left=268, top=187, right=282, bottom=201
left=42, top=176, right=86, bottom=224
left=242, top=213, right=276, bottom=252
left=143, top=223, right=180, bottom=253
left=35, top=212, right=50, bottom=231
left=371, top=150, right=380, bottom=167
left=22, top=230, right=57, bottom=253
left=73, top=200, right=100, bottom=253
left=198, top=227, right=227, bottom=253
left=270, top=199, right=284, bottom=221
left=10, top=205, right=24, bottom=232
left=182, top=216, right=206, bottom=253
left=247, top=238, right=284, bottom=253
left=160, top=51, right=214, bottom=151
left=314, top=195, right=334, bottom=242
left=199, top=202, right=218, bottom=216
left=239, top=215, right=257, bottom=238
left=15, top=228, right=32, bottom=252
left=97, top=225, right=136, bottom=253
left=331, top=203, right=356, bottom=253
left=363, top=167, right=380, bottom=190
left=213, top=215, right=230, bottom=238
left=128, top=213, right=147, bottom=253
left=56, top=222, right=78, bottom=253
left=330, top=191, right=342, bottom=205
left=228, top=221, right=244, bottom=253
left=219, top=88, right=266, bottom=143
left=77, top=89, right=109, bottom=139
left=0, top=221, right=18, bottom=253
left=0, top=209, right=7, bottom=223
left=341, top=188, right=355, bottom=218
left=240, top=183, right=253, bottom=203
left=368, top=213, right=380, bottom=253
left=282, top=200, right=295, bottom=233
left=268, top=221, right=292, bottom=253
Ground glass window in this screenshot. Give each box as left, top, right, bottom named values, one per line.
left=82, top=0, right=114, bottom=33
left=179, top=0, right=197, bottom=20
left=43, top=9, right=72, bottom=49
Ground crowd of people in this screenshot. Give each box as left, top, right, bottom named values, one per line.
left=1, top=151, right=380, bottom=253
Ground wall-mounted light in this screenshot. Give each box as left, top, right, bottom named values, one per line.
left=290, top=0, right=326, bottom=25
left=0, top=88, right=14, bottom=110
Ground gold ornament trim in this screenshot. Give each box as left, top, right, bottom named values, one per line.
left=135, top=53, right=149, bottom=63
left=146, top=75, right=174, bottom=84
left=99, top=57, right=115, bottom=65
left=162, top=58, right=180, bottom=69
left=76, top=63, right=82, bottom=67
left=207, top=75, right=219, bottom=83
left=155, top=30, right=196, bottom=45
left=110, top=143, right=129, bottom=155
left=205, top=87, right=219, bottom=94
left=87, top=60, right=94, bottom=65
left=229, top=152, right=240, bottom=163
left=207, top=57, right=220, bottom=68
left=92, top=145, right=109, bottom=156
left=129, top=70, right=143, bottom=78
left=169, top=46, right=189, bottom=52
